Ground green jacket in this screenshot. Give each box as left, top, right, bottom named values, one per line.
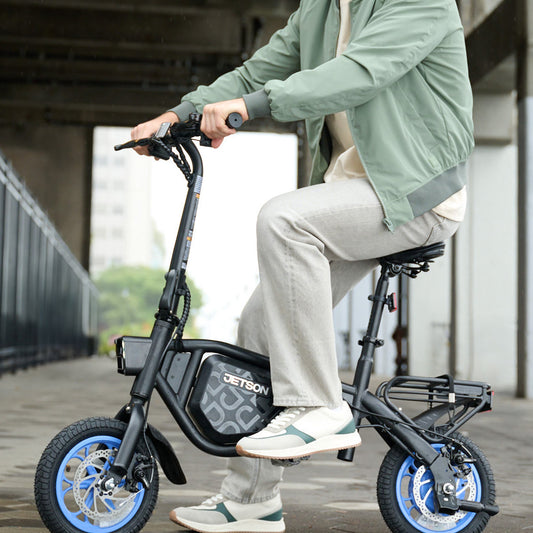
left=171, top=0, right=474, bottom=231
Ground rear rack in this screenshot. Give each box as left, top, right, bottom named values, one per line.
left=375, top=375, right=493, bottom=439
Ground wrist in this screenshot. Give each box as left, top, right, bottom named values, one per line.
left=168, top=101, right=197, bottom=122
left=161, top=110, right=179, bottom=123
left=242, top=90, right=271, bottom=120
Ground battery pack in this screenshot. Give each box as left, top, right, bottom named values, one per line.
left=189, top=354, right=280, bottom=444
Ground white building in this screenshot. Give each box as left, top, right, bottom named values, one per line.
left=90, top=127, right=164, bottom=274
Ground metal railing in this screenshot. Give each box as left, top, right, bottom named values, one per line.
left=0, top=150, right=98, bottom=376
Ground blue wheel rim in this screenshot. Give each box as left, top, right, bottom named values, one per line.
left=55, top=435, right=145, bottom=532
left=395, top=444, right=482, bottom=533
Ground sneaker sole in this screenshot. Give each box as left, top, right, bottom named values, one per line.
left=169, top=510, right=286, bottom=533
left=235, top=431, right=362, bottom=460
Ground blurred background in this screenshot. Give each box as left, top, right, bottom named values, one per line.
left=0, top=0, right=530, bottom=398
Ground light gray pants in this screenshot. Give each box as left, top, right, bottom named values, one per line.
left=220, top=178, right=459, bottom=503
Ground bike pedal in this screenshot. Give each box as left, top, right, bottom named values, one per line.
left=270, top=456, right=311, bottom=468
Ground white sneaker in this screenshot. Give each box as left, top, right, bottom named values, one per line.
left=235, top=401, right=361, bottom=460
left=169, top=493, right=285, bottom=533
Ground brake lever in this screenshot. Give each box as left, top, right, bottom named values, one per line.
left=199, top=133, right=212, bottom=147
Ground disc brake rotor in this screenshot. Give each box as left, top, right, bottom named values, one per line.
left=72, top=448, right=138, bottom=525
left=412, top=465, right=476, bottom=525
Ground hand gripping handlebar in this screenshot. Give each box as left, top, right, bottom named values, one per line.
left=114, top=112, right=243, bottom=156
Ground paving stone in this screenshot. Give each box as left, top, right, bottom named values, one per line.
left=0, top=357, right=532, bottom=532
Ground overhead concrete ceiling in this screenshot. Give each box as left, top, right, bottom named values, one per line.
left=0, top=0, right=520, bottom=128
left=465, top=0, right=517, bottom=94
left=0, top=0, right=299, bottom=127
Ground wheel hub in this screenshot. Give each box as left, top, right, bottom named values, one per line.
left=73, top=448, right=138, bottom=526
left=412, top=465, right=476, bottom=525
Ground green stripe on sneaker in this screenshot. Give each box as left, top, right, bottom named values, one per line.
left=336, top=419, right=356, bottom=434
left=261, top=509, right=283, bottom=522
left=215, top=503, right=236, bottom=522
left=285, top=425, right=315, bottom=443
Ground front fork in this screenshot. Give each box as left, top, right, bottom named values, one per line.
left=102, top=319, right=175, bottom=490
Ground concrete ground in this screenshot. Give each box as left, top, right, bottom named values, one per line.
left=0, top=355, right=532, bottom=532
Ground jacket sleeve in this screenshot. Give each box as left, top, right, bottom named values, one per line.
left=170, top=6, right=302, bottom=121
left=265, top=0, right=456, bottom=122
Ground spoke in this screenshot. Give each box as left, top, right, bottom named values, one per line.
left=84, top=488, right=95, bottom=510
left=79, top=475, right=99, bottom=490
left=101, top=498, right=116, bottom=512
left=456, top=484, right=468, bottom=498
left=83, top=476, right=99, bottom=489
left=422, top=487, right=433, bottom=505
left=61, top=486, right=73, bottom=499
left=61, top=476, right=73, bottom=487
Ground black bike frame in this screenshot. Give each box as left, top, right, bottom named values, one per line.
left=108, top=134, right=495, bottom=515
left=110, top=139, right=204, bottom=477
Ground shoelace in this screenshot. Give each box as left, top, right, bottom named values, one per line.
left=266, top=407, right=307, bottom=431
left=201, top=494, right=225, bottom=506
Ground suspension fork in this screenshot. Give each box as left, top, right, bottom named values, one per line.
left=104, top=320, right=175, bottom=487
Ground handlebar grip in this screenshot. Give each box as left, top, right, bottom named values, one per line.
left=114, top=138, right=150, bottom=151
left=226, top=113, right=244, bottom=130
left=114, top=140, right=137, bottom=151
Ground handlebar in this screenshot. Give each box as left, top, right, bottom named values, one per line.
left=114, top=112, right=243, bottom=155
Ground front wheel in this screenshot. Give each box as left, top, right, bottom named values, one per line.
left=377, top=432, right=496, bottom=533
left=35, top=417, right=159, bottom=533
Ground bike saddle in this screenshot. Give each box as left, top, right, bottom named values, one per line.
left=380, top=241, right=445, bottom=265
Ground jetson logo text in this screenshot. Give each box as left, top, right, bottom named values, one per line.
left=223, top=372, right=270, bottom=396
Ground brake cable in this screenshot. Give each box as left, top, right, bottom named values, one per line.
left=150, top=137, right=193, bottom=183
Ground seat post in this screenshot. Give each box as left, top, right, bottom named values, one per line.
left=351, top=262, right=392, bottom=425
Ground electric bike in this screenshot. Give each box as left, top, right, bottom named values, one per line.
left=35, top=114, right=499, bottom=533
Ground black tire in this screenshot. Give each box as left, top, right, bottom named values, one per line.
left=35, top=417, right=159, bottom=533
left=377, top=432, right=496, bottom=533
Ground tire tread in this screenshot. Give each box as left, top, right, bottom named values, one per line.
left=376, top=432, right=495, bottom=533
left=34, top=417, right=159, bottom=533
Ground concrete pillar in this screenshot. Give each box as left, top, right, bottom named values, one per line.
left=454, top=92, right=517, bottom=391
left=409, top=91, right=517, bottom=390
left=517, top=0, right=533, bottom=398
left=296, top=122, right=312, bottom=189
left=0, top=124, right=93, bottom=269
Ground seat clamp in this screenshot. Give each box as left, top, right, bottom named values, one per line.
left=358, top=336, right=384, bottom=347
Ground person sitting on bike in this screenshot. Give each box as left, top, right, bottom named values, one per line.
left=131, top=0, right=473, bottom=531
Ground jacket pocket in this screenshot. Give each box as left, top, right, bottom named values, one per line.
left=395, top=82, right=441, bottom=153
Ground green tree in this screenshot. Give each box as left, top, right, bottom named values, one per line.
left=94, top=266, right=203, bottom=354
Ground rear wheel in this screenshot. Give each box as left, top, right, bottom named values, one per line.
left=35, top=417, right=159, bottom=533
left=377, top=432, right=495, bottom=533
